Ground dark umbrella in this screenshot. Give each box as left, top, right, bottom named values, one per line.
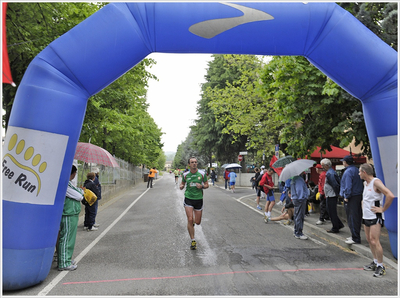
left=272, top=155, right=296, bottom=168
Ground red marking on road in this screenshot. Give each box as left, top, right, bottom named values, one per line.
left=63, top=267, right=363, bottom=285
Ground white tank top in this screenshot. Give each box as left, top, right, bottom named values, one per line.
left=362, top=178, right=385, bottom=220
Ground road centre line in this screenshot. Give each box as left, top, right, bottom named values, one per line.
left=38, top=187, right=151, bottom=296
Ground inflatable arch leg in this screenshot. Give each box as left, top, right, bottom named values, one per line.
left=3, top=2, right=397, bottom=290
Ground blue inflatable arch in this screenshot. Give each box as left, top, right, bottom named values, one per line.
left=3, top=2, right=397, bottom=290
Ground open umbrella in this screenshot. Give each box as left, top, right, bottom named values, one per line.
left=225, top=163, right=242, bottom=170
left=74, top=142, right=120, bottom=168
left=272, top=155, right=296, bottom=168
left=278, top=159, right=315, bottom=182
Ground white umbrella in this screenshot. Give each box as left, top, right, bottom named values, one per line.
left=278, top=159, right=315, bottom=182
left=225, top=163, right=242, bottom=169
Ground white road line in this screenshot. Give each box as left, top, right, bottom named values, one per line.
left=235, top=194, right=326, bottom=246
left=38, top=187, right=150, bottom=296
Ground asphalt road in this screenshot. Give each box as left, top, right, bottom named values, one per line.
left=5, top=173, right=398, bottom=296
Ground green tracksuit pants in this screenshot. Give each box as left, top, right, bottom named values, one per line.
left=58, top=214, right=79, bottom=269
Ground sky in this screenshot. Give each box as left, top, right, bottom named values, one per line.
left=146, top=53, right=213, bottom=153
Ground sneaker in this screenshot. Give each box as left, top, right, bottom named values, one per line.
left=190, top=240, right=197, bottom=250
left=299, top=235, right=308, bottom=240
left=256, top=205, right=262, bottom=210
left=316, top=220, right=325, bottom=225
left=58, top=264, right=77, bottom=271
left=346, top=237, right=352, bottom=241
left=93, top=223, right=100, bottom=227
left=277, top=201, right=283, bottom=206
left=87, top=226, right=98, bottom=231
left=373, top=266, right=386, bottom=277
left=363, top=261, right=377, bottom=271
left=71, top=260, right=76, bottom=265
left=263, top=216, right=269, bottom=223
left=294, top=234, right=300, bottom=239
left=83, top=226, right=88, bottom=231
left=345, top=238, right=356, bottom=245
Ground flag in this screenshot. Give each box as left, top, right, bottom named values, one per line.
left=269, top=155, right=283, bottom=176
left=2, top=2, right=16, bottom=87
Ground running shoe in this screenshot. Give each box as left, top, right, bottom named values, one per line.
left=256, top=205, right=262, bottom=210
left=263, top=216, right=269, bottom=223
left=363, top=261, right=377, bottom=271
left=373, top=266, right=386, bottom=277
left=58, top=264, right=77, bottom=271
left=190, top=240, right=197, bottom=250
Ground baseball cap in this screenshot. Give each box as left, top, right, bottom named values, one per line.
left=261, top=165, right=265, bottom=169
left=315, top=164, right=323, bottom=169
left=340, top=155, right=354, bottom=163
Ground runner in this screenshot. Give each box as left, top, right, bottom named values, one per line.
left=180, top=157, right=209, bottom=250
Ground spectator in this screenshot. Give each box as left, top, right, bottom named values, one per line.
left=340, top=155, right=364, bottom=245
left=93, top=171, right=102, bottom=228
left=260, top=168, right=275, bottom=222
left=210, top=169, right=216, bottom=186
left=147, top=167, right=158, bottom=188
left=315, top=164, right=330, bottom=225
left=224, top=169, right=230, bottom=189
left=228, top=170, right=237, bottom=193
left=83, top=172, right=100, bottom=231
left=58, top=165, right=83, bottom=271
left=290, top=175, right=309, bottom=240
left=265, top=189, right=294, bottom=225
left=321, top=158, right=344, bottom=234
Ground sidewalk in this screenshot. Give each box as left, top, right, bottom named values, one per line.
left=217, top=182, right=398, bottom=271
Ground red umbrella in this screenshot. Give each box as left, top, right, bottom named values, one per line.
left=74, top=142, right=120, bottom=168
left=2, top=3, right=16, bottom=87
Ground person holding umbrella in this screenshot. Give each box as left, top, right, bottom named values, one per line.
left=290, top=174, right=309, bottom=240
left=83, top=172, right=100, bottom=231
left=279, top=159, right=315, bottom=239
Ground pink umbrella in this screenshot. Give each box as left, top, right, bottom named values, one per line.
left=74, top=142, right=119, bottom=168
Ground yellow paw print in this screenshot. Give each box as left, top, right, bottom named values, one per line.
left=3, top=134, right=47, bottom=195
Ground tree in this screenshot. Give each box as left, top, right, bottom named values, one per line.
left=204, top=55, right=281, bottom=161
left=3, top=2, right=104, bottom=129
left=260, top=56, right=370, bottom=158
left=3, top=3, right=164, bottom=166
left=80, top=59, right=163, bottom=166
left=340, top=3, right=397, bottom=50
left=193, top=55, right=252, bottom=165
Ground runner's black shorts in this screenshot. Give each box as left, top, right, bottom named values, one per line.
left=184, top=197, right=203, bottom=211
left=363, top=217, right=384, bottom=227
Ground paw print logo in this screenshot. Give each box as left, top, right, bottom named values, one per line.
left=3, top=133, right=47, bottom=196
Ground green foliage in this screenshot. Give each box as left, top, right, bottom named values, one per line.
left=3, top=2, right=105, bottom=128
left=79, top=58, right=163, bottom=166
left=3, top=3, right=164, bottom=166
left=340, top=2, right=397, bottom=50
left=261, top=56, right=370, bottom=158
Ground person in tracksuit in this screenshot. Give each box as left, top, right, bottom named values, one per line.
left=58, top=165, right=83, bottom=271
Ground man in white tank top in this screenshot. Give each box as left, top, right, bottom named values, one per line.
left=359, top=163, right=395, bottom=278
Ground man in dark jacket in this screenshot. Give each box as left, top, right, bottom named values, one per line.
left=83, top=172, right=100, bottom=231
left=321, top=158, right=344, bottom=233
left=340, top=155, right=364, bottom=244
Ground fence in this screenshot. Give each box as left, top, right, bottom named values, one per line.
left=76, top=157, right=143, bottom=186
left=75, top=157, right=145, bottom=207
